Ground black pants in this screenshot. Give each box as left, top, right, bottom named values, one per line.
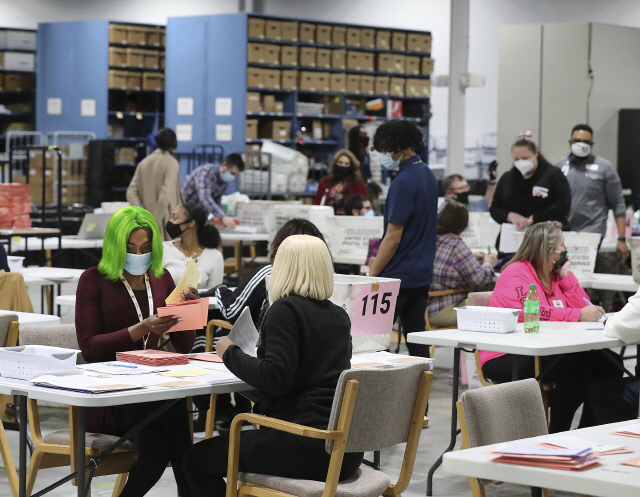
left=482, top=351, right=623, bottom=433
left=183, top=430, right=364, bottom=497
left=584, top=377, right=639, bottom=425
left=114, top=399, right=193, bottom=497
left=395, top=285, right=431, bottom=357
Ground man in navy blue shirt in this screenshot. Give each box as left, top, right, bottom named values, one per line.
left=369, top=120, right=438, bottom=357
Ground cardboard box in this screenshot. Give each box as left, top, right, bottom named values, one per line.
left=265, top=20, right=282, bottom=41
left=360, top=52, right=375, bottom=71
left=263, top=69, right=281, bottom=89
left=160, top=52, right=165, bottom=70
left=407, top=33, right=432, bottom=53
left=260, top=121, right=291, bottom=140
left=299, top=47, right=317, bottom=67
left=280, top=21, right=299, bottom=42
left=247, top=43, right=265, bottom=63
left=379, top=54, right=405, bottom=73
left=248, top=18, right=265, bottom=39
left=125, top=72, right=141, bottom=91
left=332, top=49, right=347, bottom=69
left=330, top=73, right=346, bottom=92
left=281, top=70, right=298, bottom=90
left=323, top=122, right=333, bottom=139
left=347, top=27, right=361, bottom=47
left=129, top=26, right=147, bottom=45
left=109, top=47, right=127, bottom=67
left=5, top=30, right=36, bottom=51
left=108, top=70, right=129, bottom=90
left=316, top=72, right=330, bottom=91
left=392, top=32, right=406, bottom=51
left=3, top=52, right=34, bottom=72
left=0, top=74, right=5, bottom=91
left=299, top=72, right=329, bottom=92
left=143, top=50, right=160, bottom=69
left=375, top=75, right=390, bottom=95
left=246, top=92, right=261, bottom=112
left=405, top=56, right=420, bottom=75
left=117, top=148, right=136, bottom=164
left=264, top=44, right=280, bottom=65
left=0, top=52, right=3, bottom=69
left=376, top=30, right=391, bottom=49
left=146, top=28, right=163, bottom=47
left=347, top=51, right=364, bottom=71
left=274, top=101, right=284, bottom=113
left=109, top=24, right=128, bottom=44
left=347, top=74, right=361, bottom=94
left=247, top=67, right=265, bottom=88
left=126, top=48, right=146, bottom=68
left=361, top=29, right=375, bottom=48
left=299, top=23, right=315, bottom=43
left=332, top=26, right=346, bottom=46
left=142, top=73, right=163, bottom=91
left=246, top=119, right=258, bottom=139
left=316, top=25, right=332, bottom=44
left=262, top=94, right=276, bottom=112
left=281, top=46, right=298, bottom=66
left=316, top=49, right=331, bottom=69
left=361, top=75, right=375, bottom=95
left=390, top=77, right=405, bottom=96
left=312, top=120, right=323, bottom=140
left=421, top=57, right=434, bottom=74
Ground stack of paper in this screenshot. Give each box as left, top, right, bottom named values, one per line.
left=610, top=424, right=640, bottom=438
left=116, top=350, right=189, bottom=366
left=536, top=435, right=632, bottom=455
left=491, top=443, right=601, bottom=470
left=31, top=373, right=140, bottom=394
left=157, top=298, right=209, bottom=332
left=189, top=353, right=223, bottom=363
left=166, top=259, right=201, bottom=304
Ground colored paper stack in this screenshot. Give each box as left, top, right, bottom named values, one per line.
left=116, top=350, right=189, bottom=366
left=491, top=443, right=601, bottom=471
left=0, top=184, right=32, bottom=228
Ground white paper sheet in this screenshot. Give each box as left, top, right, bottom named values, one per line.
left=536, top=435, right=627, bottom=453
left=499, top=223, right=519, bottom=253
left=228, top=307, right=259, bottom=356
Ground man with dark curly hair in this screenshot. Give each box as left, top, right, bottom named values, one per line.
left=369, top=120, right=437, bottom=357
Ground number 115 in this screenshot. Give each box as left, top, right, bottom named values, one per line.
left=362, top=292, right=392, bottom=316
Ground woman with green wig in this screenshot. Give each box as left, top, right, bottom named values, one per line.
left=76, top=206, right=197, bottom=497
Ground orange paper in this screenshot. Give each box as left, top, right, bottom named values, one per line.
left=619, top=456, right=640, bottom=467
left=157, top=298, right=209, bottom=332
left=190, top=353, right=223, bottom=363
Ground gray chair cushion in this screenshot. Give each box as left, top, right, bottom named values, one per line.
left=43, top=430, right=137, bottom=451
left=0, top=313, right=18, bottom=347
left=239, top=466, right=391, bottom=497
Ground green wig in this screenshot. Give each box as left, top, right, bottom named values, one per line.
left=97, top=206, right=165, bottom=281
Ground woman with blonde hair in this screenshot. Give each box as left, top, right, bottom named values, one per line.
left=313, top=148, right=368, bottom=207
left=480, top=221, right=621, bottom=432
left=183, top=235, right=362, bottom=497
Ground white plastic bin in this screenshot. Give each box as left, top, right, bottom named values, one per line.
left=460, top=212, right=500, bottom=250
left=7, top=256, right=24, bottom=273
left=455, top=306, right=521, bottom=333
left=325, top=216, right=384, bottom=265
left=270, top=204, right=334, bottom=240
left=0, top=345, right=78, bottom=380
left=101, top=202, right=130, bottom=214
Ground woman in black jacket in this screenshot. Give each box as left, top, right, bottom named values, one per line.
left=490, top=135, right=571, bottom=232
left=183, top=235, right=362, bottom=497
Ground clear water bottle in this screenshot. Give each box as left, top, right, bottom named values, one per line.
left=523, top=284, right=540, bottom=334
left=633, top=208, right=640, bottom=237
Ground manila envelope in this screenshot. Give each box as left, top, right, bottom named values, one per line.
left=158, top=298, right=208, bottom=332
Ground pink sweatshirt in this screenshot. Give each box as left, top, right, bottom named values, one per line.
left=479, top=260, right=589, bottom=367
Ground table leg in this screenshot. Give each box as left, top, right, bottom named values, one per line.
left=77, top=407, right=86, bottom=497
left=18, top=395, right=27, bottom=497
left=530, top=486, right=542, bottom=497
left=426, top=347, right=461, bottom=496
left=237, top=240, right=244, bottom=278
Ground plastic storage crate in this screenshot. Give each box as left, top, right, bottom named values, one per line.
left=455, top=306, right=521, bottom=333
left=0, top=345, right=78, bottom=380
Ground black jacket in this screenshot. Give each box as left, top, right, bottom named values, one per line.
left=223, top=295, right=352, bottom=428
left=490, top=160, right=571, bottom=225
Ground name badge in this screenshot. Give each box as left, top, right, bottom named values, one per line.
left=532, top=186, right=549, bottom=198
left=586, top=164, right=599, bottom=171
left=553, top=300, right=564, bottom=308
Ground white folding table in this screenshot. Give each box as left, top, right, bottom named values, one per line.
left=580, top=273, right=639, bottom=293
left=408, top=322, right=639, bottom=496
left=443, top=420, right=640, bottom=497
left=0, top=309, right=61, bottom=327
left=20, top=267, right=85, bottom=315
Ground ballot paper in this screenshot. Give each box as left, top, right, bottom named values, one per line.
left=166, top=258, right=201, bottom=304
left=159, top=368, right=216, bottom=378
left=491, top=443, right=601, bottom=470
left=228, top=307, right=259, bottom=356
left=78, top=362, right=169, bottom=375
left=498, top=223, right=519, bottom=253
left=611, top=424, right=640, bottom=438
left=189, top=353, right=223, bottom=363
left=158, top=298, right=209, bottom=332
left=536, top=435, right=631, bottom=455
left=30, top=371, right=141, bottom=394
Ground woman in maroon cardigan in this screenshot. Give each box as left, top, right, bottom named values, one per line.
left=313, top=149, right=368, bottom=210
left=76, top=206, right=196, bottom=497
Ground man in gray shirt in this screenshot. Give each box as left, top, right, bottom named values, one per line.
left=554, top=124, right=629, bottom=261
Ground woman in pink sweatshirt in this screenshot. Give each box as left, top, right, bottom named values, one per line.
left=481, top=222, right=621, bottom=432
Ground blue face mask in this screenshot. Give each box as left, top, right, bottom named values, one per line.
left=124, top=253, right=153, bottom=276
left=220, top=170, right=236, bottom=182
left=364, top=210, right=375, bottom=217
left=378, top=152, right=400, bottom=171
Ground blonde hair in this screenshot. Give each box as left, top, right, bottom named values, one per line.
left=504, top=221, right=562, bottom=289
left=269, top=235, right=333, bottom=303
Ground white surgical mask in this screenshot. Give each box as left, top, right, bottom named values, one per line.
left=514, top=159, right=535, bottom=176
left=124, top=253, right=153, bottom=276
left=571, top=142, right=591, bottom=158
left=378, top=152, right=400, bottom=171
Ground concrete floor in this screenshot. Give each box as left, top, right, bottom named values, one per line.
left=0, top=280, right=584, bottom=496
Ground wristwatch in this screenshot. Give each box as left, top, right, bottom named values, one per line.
left=618, top=237, right=627, bottom=242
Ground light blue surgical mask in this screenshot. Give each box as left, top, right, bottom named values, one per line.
left=364, top=210, right=375, bottom=217
left=220, top=170, right=236, bottom=182
left=378, top=152, right=400, bottom=170
left=124, top=253, right=153, bottom=276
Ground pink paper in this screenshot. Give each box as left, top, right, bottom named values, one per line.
left=350, top=281, right=399, bottom=337
left=157, top=298, right=208, bottom=332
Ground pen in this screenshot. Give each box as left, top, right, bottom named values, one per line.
left=586, top=328, right=604, bottom=331
left=103, top=363, right=137, bottom=369
left=583, top=297, right=592, bottom=305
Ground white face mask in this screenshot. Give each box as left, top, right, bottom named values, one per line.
left=514, top=159, right=535, bottom=176
left=571, top=142, right=591, bottom=158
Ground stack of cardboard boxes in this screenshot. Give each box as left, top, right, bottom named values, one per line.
left=0, top=183, right=31, bottom=228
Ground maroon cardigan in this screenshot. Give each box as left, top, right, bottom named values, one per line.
left=75, top=266, right=196, bottom=433
left=313, top=176, right=368, bottom=206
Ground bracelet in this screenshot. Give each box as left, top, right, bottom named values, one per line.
left=618, top=237, right=627, bottom=242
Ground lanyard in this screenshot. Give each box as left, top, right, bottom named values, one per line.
left=119, top=273, right=154, bottom=349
